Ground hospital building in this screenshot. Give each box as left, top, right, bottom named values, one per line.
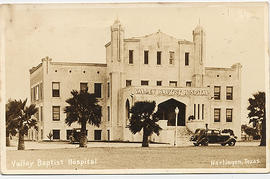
left=29, top=19, right=242, bottom=145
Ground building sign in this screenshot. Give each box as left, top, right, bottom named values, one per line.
left=133, top=88, right=209, bottom=97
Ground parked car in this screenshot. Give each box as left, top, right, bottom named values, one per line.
left=190, top=128, right=237, bottom=146
left=68, top=128, right=81, bottom=144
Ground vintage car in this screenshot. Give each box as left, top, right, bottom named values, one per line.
left=68, top=128, right=81, bottom=144
left=190, top=128, right=237, bottom=146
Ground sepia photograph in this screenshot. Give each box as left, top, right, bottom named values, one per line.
left=0, top=2, right=269, bottom=174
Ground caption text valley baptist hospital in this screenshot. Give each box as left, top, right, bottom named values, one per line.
left=28, top=19, right=242, bottom=145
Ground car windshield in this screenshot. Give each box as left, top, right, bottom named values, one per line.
left=195, top=129, right=205, bottom=134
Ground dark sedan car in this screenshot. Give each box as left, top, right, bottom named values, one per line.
left=68, top=128, right=81, bottom=144
left=190, top=128, right=237, bottom=146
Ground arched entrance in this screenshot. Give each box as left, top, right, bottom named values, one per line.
left=157, top=98, right=186, bottom=126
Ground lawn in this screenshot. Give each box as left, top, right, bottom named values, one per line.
left=6, top=146, right=266, bottom=170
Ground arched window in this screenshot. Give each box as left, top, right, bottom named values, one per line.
left=125, top=99, right=130, bottom=126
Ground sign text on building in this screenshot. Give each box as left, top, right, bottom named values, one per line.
left=134, top=88, right=209, bottom=96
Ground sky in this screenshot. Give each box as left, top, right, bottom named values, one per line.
left=2, top=3, right=268, bottom=124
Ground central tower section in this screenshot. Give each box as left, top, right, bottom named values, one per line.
left=192, top=25, right=206, bottom=87
left=106, top=19, right=126, bottom=140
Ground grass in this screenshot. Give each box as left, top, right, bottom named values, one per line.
left=6, top=146, right=266, bottom=170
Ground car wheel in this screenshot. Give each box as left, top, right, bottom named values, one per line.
left=202, top=139, right=208, bottom=146
left=228, top=140, right=236, bottom=146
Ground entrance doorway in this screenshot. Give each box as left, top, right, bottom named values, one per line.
left=157, top=98, right=186, bottom=126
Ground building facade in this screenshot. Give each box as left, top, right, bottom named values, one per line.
left=29, top=20, right=242, bottom=145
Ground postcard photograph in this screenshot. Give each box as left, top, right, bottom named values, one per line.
left=0, top=2, right=269, bottom=174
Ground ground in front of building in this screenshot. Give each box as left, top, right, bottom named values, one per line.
left=6, top=143, right=266, bottom=170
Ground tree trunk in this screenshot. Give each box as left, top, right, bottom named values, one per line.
left=142, top=127, right=149, bottom=147
left=6, top=131, right=10, bottom=147
left=18, top=130, right=25, bottom=150
left=79, top=121, right=88, bottom=148
left=260, top=117, right=266, bottom=146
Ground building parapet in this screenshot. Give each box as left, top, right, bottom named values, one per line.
left=105, top=41, right=111, bottom=47
left=178, top=40, right=193, bottom=45
left=205, top=67, right=233, bottom=71
left=29, top=63, right=42, bottom=74
left=51, top=61, right=107, bottom=67
left=30, top=58, right=107, bottom=74
left=205, top=63, right=242, bottom=71
left=124, top=38, right=140, bottom=42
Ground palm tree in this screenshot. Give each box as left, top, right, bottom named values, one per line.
left=129, top=101, right=162, bottom=147
left=64, top=89, right=102, bottom=147
left=6, top=99, right=38, bottom=150
left=6, top=100, right=20, bottom=146
left=247, top=91, right=266, bottom=146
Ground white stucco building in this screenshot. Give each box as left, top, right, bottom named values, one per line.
left=29, top=20, right=242, bottom=145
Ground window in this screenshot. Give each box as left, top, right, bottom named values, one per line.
left=226, top=86, right=233, bottom=100
left=40, top=106, right=43, bottom=122
left=80, top=82, right=88, bottom=92
left=157, top=81, right=162, bottom=86
left=126, top=100, right=130, bottom=126
left=169, top=81, right=177, bottom=87
left=65, top=106, right=70, bottom=118
left=198, top=104, right=200, bottom=120
left=157, top=51, right=161, bottom=65
left=194, top=104, right=196, bottom=120
left=126, top=80, right=132, bottom=87
left=33, top=87, right=36, bottom=101
left=52, top=82, right=60, bottom=97
left=32, top=87, right=34, bottom=101
left=107, top=106, right=110, bottom=121
left=31, top=88, right=33, bottom=102
left=107, top=130, right=110, bottom=141
left=169, top=51, right=175, bottom=64
left=141, top=80, right=149, bottom=86
left=52, top=106, right=60, bottom=121
left=202, top=104, right=204, bottom=120
left=52, top=130, right=60, bottom=140
left=107, top=82, right=110, bottom=97
left=94, top=83, right=102, bottom=98
left=41, top=129, right=43, bottom=140
left=214, top=86, right=221, bottom=100
left=129, top=50, right=133, bottom=64
left=185, top=52, right=189, bottom=66
left=66, top=130, right=72, bottom=140
left=94, top=130, right=102, bottom=140
left=144, top=51, right=149, bottom=64
left=36, top=85, right=39, bottom=100
left=40, top=83, right=43, bottom=99
left=214, top=108, right=221, bottom=122
left=226, top=109, right=233, bottom=122
left=66, top=129, right=87, bottom=139
left=35, top=109, right=39, bottom=121
left=186, top=81, right=192, bottom=87
left=33, top=85, right=39, bottom=101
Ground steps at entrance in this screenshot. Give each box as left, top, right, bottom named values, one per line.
left=176, top=126, right=193, bottom=146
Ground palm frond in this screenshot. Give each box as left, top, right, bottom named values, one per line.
left=64, top=90, right=102, bottom=128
